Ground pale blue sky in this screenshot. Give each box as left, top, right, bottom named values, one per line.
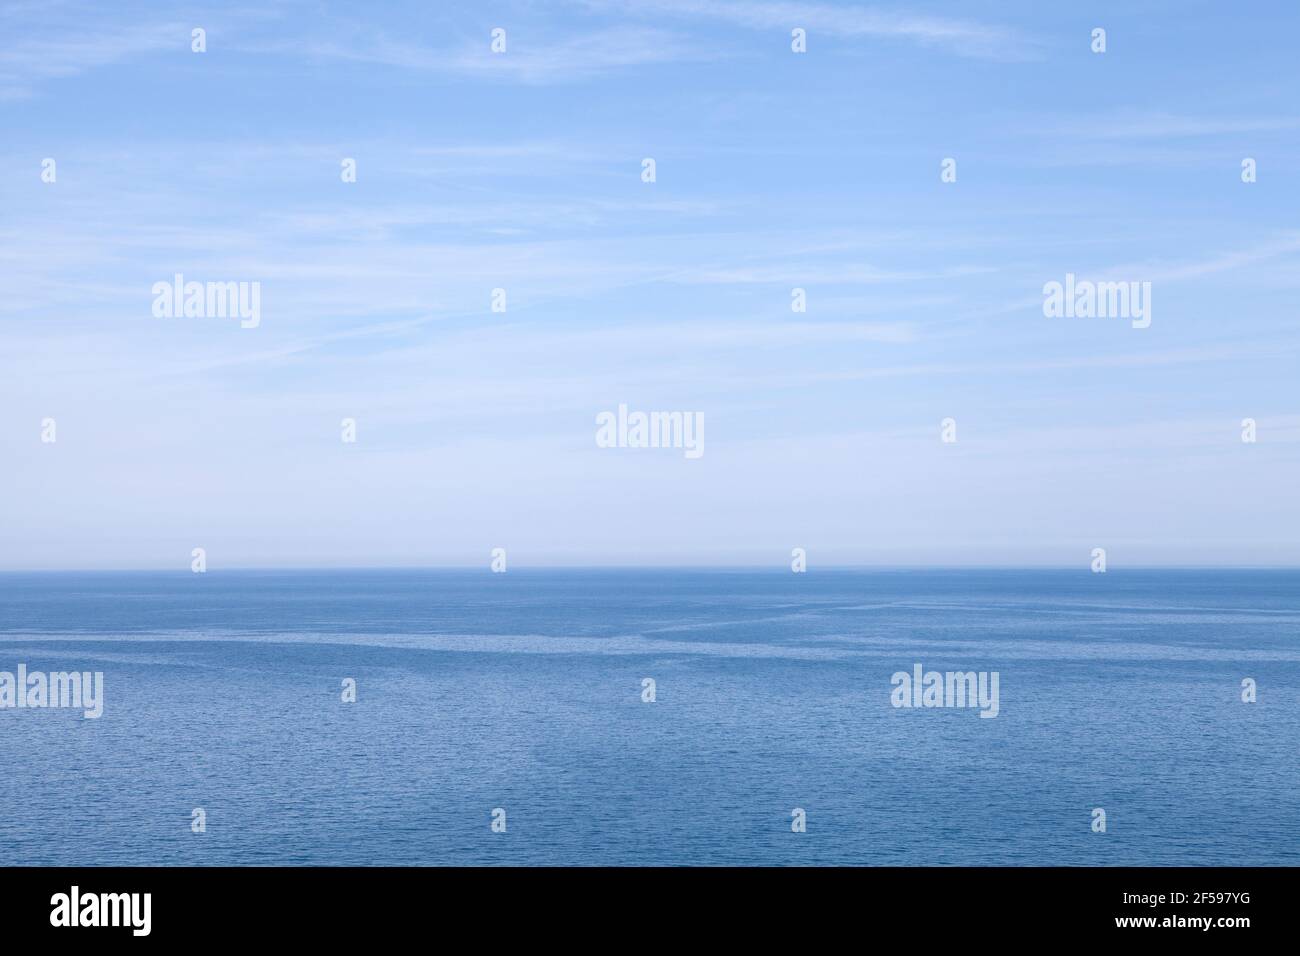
left=2, top=0, right=1298, bottom=569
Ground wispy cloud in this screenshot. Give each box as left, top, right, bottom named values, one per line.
left=676, top=263, right=995, bottom=285
left=0, top=19, right=181, bottom=98
left=1105, top=233, right=1300, bottom=282
left=4, top=3, right=1298, bottom=567
left=583, top=0, right=1039, bottom=59
left=1044, top=111, right=1300, bottom=141
left=244, top=25, right=709, bottom=83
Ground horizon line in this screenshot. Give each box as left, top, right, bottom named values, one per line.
left=2, top=564, right=1299, bottom=574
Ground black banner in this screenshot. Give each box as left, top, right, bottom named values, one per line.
left=0, top=866, right=1284, bottom=942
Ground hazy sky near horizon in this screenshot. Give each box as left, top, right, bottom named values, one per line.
left=2, top=0, right=1299, bottom=570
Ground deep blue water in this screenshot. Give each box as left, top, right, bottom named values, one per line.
left=0, top=569, right=1295, bottom=865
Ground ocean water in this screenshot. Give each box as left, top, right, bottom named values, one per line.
left=0, top=568, right=1295, bottom=866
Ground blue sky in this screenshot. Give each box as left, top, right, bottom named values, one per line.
left=2, top=0, right=1298, bottom=569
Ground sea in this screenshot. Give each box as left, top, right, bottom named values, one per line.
left=0, top=568, right=1295, bottom=865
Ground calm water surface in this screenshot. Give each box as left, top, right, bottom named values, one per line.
left=0, top=569, right=1295, bottom=865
